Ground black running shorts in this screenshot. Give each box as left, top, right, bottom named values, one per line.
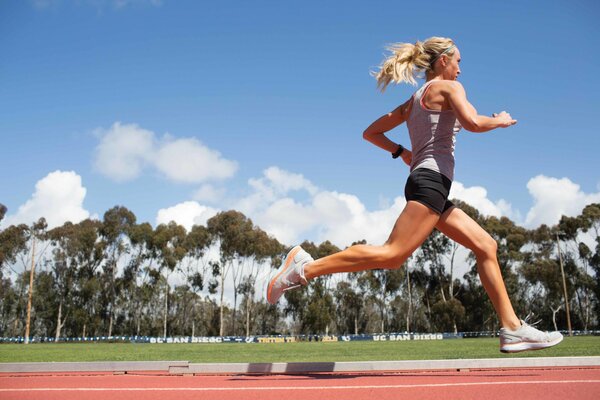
left=404, top=168, right=454, bottom=215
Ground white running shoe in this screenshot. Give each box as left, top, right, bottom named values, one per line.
left=266, top=246, right=312, bottom=305
left=499, top=319, right=564, bottom=353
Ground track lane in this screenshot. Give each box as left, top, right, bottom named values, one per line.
left=1, top=367, right=599, bottom=400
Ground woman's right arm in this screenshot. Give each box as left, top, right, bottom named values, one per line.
left=362, top=98, right=414, bottom=166
left=363, top=97, right=414, bottom=149
left=445, top=81, right=517, bottom=133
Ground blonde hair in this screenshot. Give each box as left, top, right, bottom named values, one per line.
left=373, top=37, right=456, bottom=91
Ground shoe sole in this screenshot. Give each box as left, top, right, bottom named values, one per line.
left=500, top=335, right=564, bottom=353
left=266, top=246, right=302, bottom=304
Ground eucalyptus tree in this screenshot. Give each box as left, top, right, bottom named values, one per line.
left=30, top=268, right=57, bottom=337
left=0, top=224, right=29, bottom=279
left=287, top=241, right=340, bottom=335
left=168, top=284, right=198, bottom=335
left=152, top=222, right=187, bottom=338
left=333, top=280, right=365, bottom=334
left=70, top=219, right=105, bottom=337
left=581, top=203, right=600, bottom=328
left=282, top=267, right=309, bottom=334
left=413, top=227, right=467, bottom=333
left=357, top=256, right=403, bottom=333
left=557, top=210, right=598, bottom=330
left=47, top=222, right=79, bottom=338
left=330, top=240, right=373, bottom=334
left=45, top=219, right=105, bottom=338
left=0, top=203, right=6, bottom=223
left=281, top=241, right=317, bottom=334
left=581, top=203, right=600, bottom=240
left=303, top=275, right=335, bottom=334
left=122, top=221, right=154, bottom=335
left=207, top=210, right=254, bottom=336
left=5, top=218, right=49, bottom=343
left=253, top=299, right=282, bottom=335
left=236, top=226, right=283, bottom=336
left=520, top=224, right=571, bottom=331
left=0, top=221, right=29, bottom=336
left=416, top=228, right=455, bottom=329
left=238, top=228, right=283, bottom=336
left=183, top=224, right=212, bottom=337
left=184, top=225, right=212, bottom=290
left=0, top=270, right=18, bottom=336
left=99, top=206, right=136, bottom=336
left=0, top=208, right=22, bottom=335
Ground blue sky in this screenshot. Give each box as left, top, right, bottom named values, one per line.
left=1, top=0, right=599, bottom=246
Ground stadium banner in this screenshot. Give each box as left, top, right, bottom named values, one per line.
left=3, top=330, right=597, bottom=343
left=1, top=332, right=464, bottom=344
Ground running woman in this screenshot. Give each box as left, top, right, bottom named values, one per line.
left=266, top=37, right=563, bottom=353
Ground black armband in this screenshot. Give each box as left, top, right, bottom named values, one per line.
left=392, top=144, right=405, bottom=159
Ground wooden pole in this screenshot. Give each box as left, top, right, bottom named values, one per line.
left=556, top=233, right=573, bottom=337
left=24, top=238, right=36, bottom=344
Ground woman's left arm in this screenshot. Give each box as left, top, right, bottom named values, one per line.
left=363, top=98, right=413, bottom=165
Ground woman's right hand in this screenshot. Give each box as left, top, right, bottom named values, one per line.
left=492, top=111, right=517, bottom=127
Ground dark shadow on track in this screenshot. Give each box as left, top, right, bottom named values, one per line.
left=226, top=371, right=540, bottom=381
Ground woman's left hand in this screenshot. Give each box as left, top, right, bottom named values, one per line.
left=401, top=149, right=412, bottom=166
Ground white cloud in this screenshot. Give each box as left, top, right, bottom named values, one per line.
left=155, top=165, right=600, bottom=249
left=450, top=181, right=518, bottom=220
left=94, top=122, right=154, bottom=182
left=156, top=201, right=220, bottom=232
left=232, top=168, right=600, bottom=248
left=239, top=167, right=314, bottom=217
left=233, top=167, right=406, bottom=247
left=235, top=167, right=320, bottom=244
left=261, top=166, right=318, bottom=196
left=192, top=184, right=225, bottom=203
left=257, top=198, right=319, bottom=244
left=94, top=122, right=237, bottom=184
left=2, top=171, right=90, bottom=229
left=154, top=137, right=237, bottom=184
left=311, top=192, right=406, bottom=246
left=524, top=175, right=600, bottom=228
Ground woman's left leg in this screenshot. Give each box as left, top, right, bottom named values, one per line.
left=303, top=200, right=441, bottom=279
left=266, top=201, right=439, bottom=305
left=435, top=206, right=521, bottom=330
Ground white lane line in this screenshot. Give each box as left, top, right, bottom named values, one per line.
left=1, top=380, right=599, bottom=391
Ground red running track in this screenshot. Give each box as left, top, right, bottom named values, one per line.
left=1, top=367, right=599, bottom=400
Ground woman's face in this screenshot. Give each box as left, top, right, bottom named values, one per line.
left=442, top=47, right=461, bottom=80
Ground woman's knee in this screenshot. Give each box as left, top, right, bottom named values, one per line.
left=378, top=246, right=409, bottom=269
left=473, top=234, right=497, bottom=258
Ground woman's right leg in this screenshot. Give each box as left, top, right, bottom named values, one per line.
left=436, top=206, right=563, bottom=352
left=435, top=206, right=521, bottom=330
left=303, top=200, right=440, bottom=280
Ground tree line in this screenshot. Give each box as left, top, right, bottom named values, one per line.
left=0, top=201, right=599, bottom=340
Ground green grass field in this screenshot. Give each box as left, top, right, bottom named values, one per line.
left=1, top=336, right=599, bottom=363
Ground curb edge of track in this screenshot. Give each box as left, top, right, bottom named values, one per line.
left=2, top=357, right=600, bottom=375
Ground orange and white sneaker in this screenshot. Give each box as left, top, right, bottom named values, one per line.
left=499, top=319, right=563, bottom=353
left=266, top=246, right=312, bottom=304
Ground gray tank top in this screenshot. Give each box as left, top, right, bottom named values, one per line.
left=406, top=80, right=462, bottom=181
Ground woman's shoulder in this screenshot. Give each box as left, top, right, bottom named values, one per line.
left=428, top=80, right=465, bottom=98
left=429, top=79, right=464, bottom=90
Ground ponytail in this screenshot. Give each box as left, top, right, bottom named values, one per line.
left=373, top=37, right=455, bottom=92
